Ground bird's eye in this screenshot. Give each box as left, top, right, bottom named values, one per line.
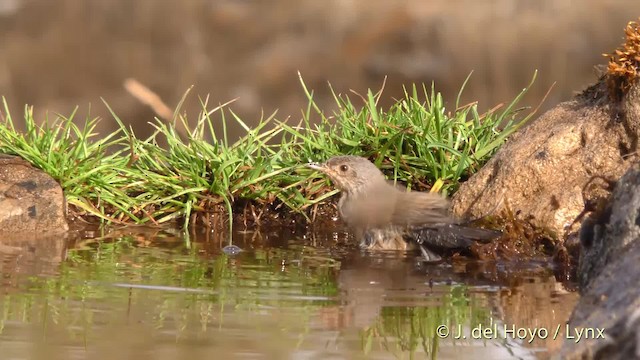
left=339, top=164, right=349, bottom=172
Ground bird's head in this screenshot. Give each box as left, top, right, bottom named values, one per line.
left=307, top=156, right=387, bottom=195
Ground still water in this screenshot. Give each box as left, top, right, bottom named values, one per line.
left=0, top=226, right=578, bottom=359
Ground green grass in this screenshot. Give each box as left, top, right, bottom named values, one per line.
left=0, top=72, right=540, bottom=226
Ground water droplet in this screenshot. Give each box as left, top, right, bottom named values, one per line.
left=222, top=245, right=242, bottom=255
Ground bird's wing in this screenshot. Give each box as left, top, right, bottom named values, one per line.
left=391, top=191, right=453, bottom=226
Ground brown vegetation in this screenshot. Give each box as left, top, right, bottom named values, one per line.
left=1, top=0, right=639, bottom=138
left=605, top=18, right=640, bottom=100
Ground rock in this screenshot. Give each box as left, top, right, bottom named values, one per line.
left=556, top=164, right=640, bottom=359
left=558, top=240, right=640, bottom=359
left=0, top=154, right=68, bottom=237
left=577, top=163, right=640, bottom=289
left=452, top=20, right=640, bottom=242
left=451, top=78, right=638, bottom=240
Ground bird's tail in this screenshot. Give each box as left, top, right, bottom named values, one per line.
left=442, top=223, right=502, bottom=242
left=409, top=223, right=501, bottom=250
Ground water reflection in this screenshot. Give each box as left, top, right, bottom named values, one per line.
left=0, top=227, right=578, bottom=359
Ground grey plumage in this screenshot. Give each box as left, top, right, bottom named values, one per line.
left=308, top=155, right=500, bottom=261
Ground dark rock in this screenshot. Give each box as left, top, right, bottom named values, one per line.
left=557, top=164, right=640, bottom=359
left=0, top=154, right=68, bottom=237
left=577, top=163, right=640, bottom=289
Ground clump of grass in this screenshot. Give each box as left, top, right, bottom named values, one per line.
left=0, top=99, right=136, bottom=221
left=0, top=73, right=540, bottom=227
left=106, top=95, right=291, bottom=228
left=281, top=71, right=539, bottom=196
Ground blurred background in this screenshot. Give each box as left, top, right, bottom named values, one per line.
left=0, top=0, right=639, bottom=138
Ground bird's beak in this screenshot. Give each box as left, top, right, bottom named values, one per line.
left=306, top=161, right=343, bottom=191
left=306, top=162, right=327, bottom=172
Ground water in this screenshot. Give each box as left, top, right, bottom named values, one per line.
left=0, top=226, right=578, bottom=359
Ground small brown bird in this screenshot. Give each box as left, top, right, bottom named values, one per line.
left=308, top=155, right=500, bottom=261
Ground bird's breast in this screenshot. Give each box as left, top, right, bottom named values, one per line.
left=338, top=188, right=396, bottom=229
left=361, top=227, right=413, bottom=251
